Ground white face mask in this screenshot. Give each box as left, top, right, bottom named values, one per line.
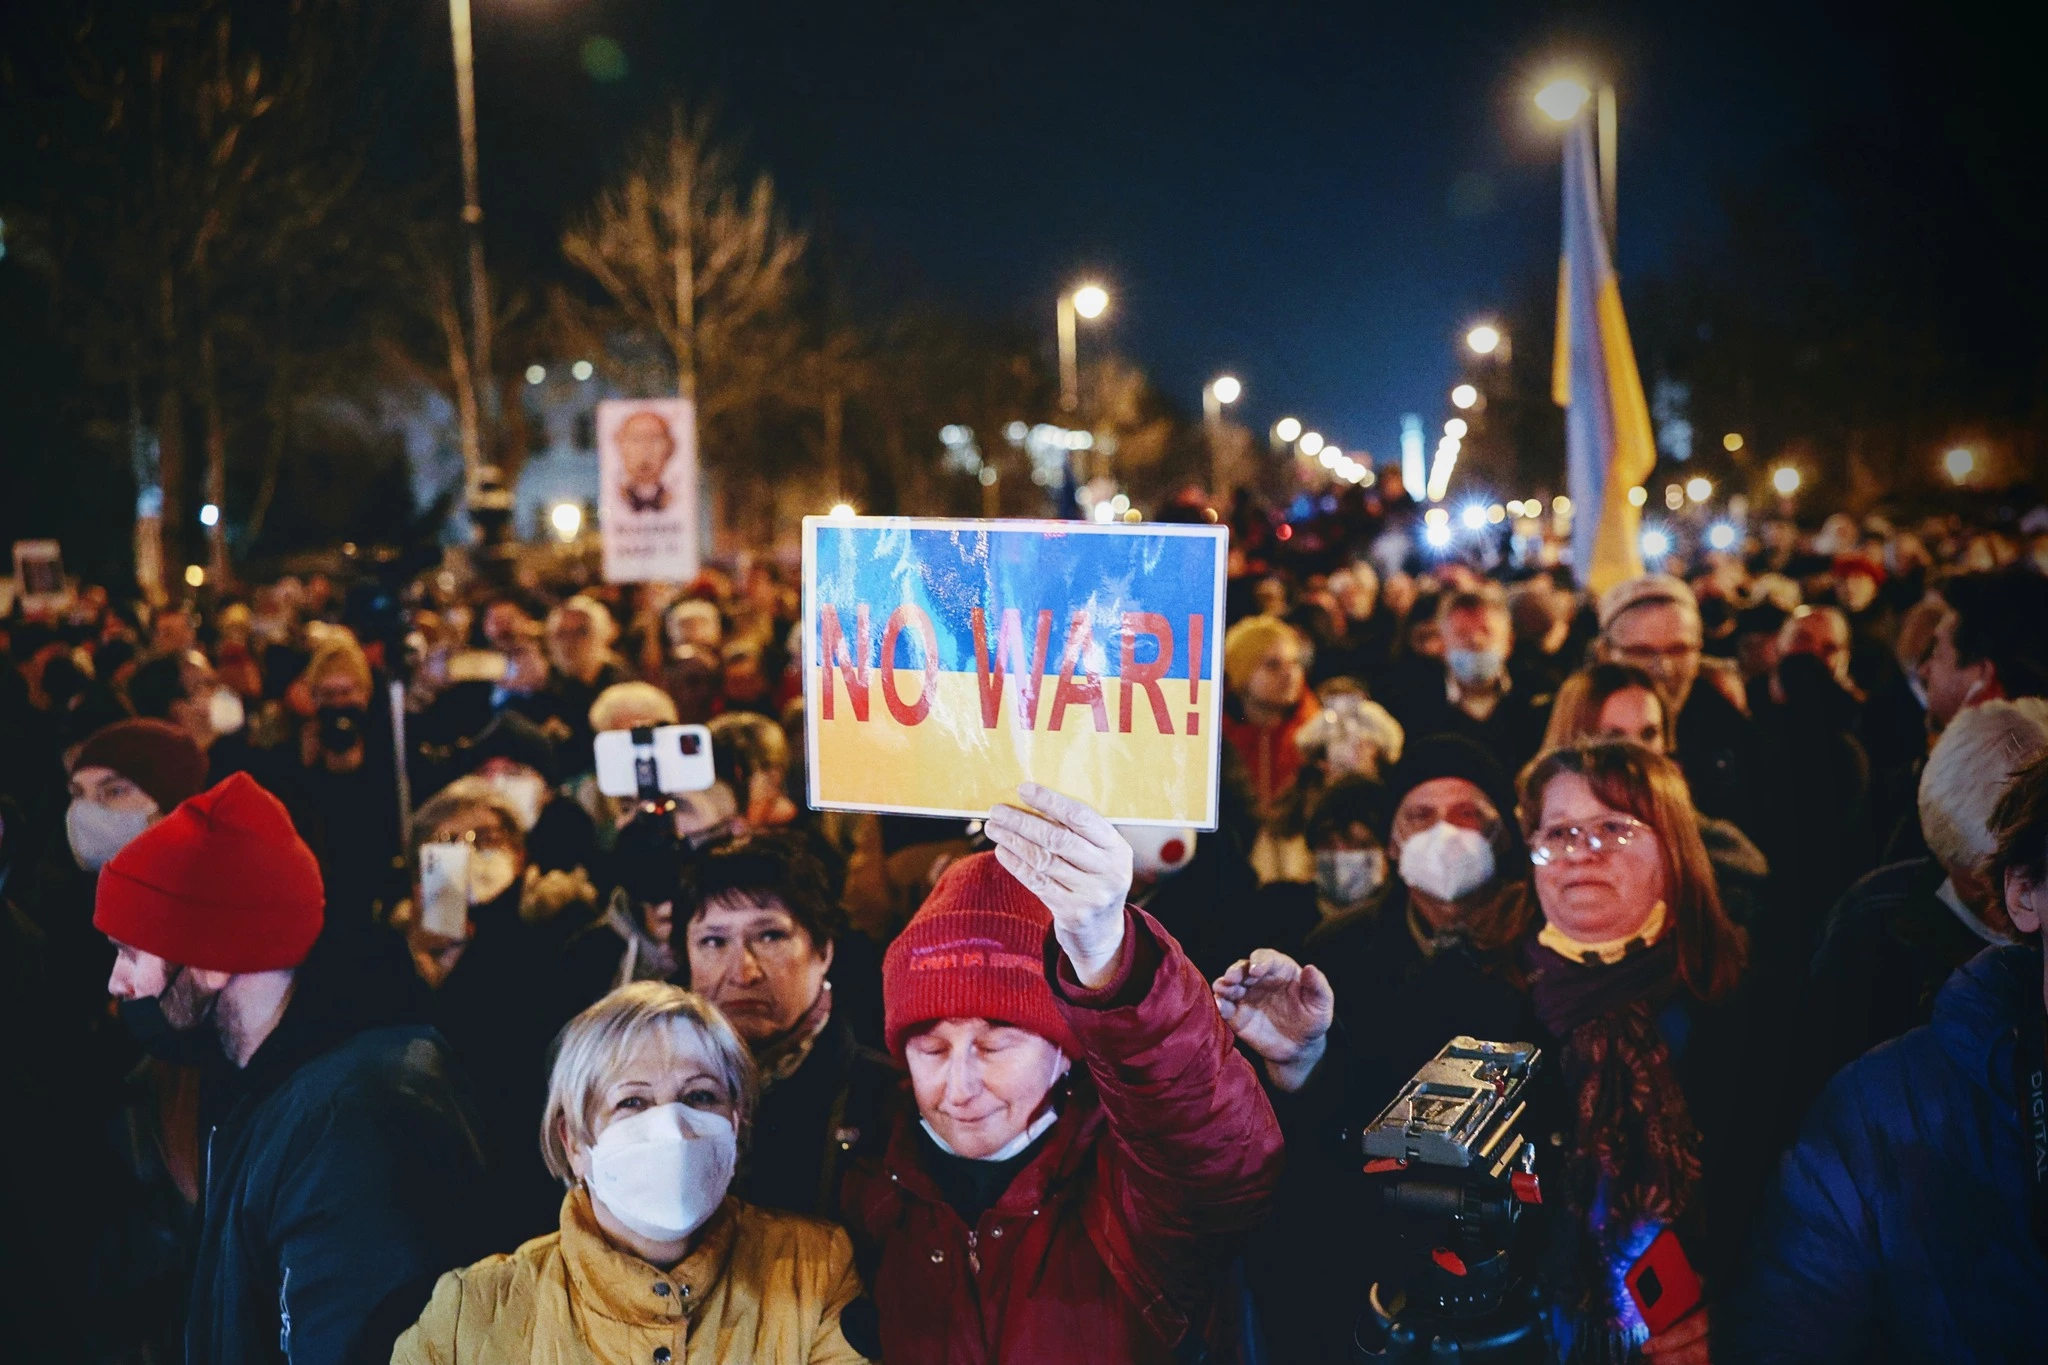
left=1118, top=825, right=1197, bottom=880
left=1315, top=848, right=1386, bottom=910
left=208, top=688, right=246, bottom=736
left=1398, top=821, right=1497, bottom=902
left=469, top=847, right=522, bottom=906
left=484, top=771, right=548, bottom=831
left=586, top=1102, right=737, bottom=1243
left=67, top=800, right=155, bottom=872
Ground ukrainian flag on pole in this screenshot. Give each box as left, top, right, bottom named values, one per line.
left=1551, top=112, right=1656, bottom=597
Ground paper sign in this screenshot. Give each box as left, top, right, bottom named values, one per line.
left=802, top=517, right=1227, bottom=828
left=597, top=399, right=698, bottom=583
left=11, top=540, right=70, bottom=614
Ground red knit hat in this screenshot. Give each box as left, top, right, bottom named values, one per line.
left=882, top=851, right=1080, bottom=1059
left=71, top=718, right=209, bottom=814
left=94, top=773, right=325, bottom=974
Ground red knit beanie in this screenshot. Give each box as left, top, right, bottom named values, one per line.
left=882, top=851, right=1081, bottom=1059
left=94, top=773, right=325, bottom=974
left=71, top=718, right=209, bottom=814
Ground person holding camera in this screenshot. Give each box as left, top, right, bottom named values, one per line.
left=841, top=783, right=1284, bottom=1363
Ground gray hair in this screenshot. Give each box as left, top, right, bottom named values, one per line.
left=409, top=776, right=524, bottom=870
left=540, top=982, right=759, bottom=1184
left=1919, top=699, right=2048, bottom=874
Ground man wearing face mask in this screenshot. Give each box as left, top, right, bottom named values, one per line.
left=96, top=773, right=488, bottom=1365
left=1382, top=590, right=1550, bottom=778
left=65, top=718, right=211, bottom=875
left=1212, top=738, right=1538, bottom=1362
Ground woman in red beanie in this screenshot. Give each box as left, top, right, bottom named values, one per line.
left=841, top=782, right=1284, bottom=1364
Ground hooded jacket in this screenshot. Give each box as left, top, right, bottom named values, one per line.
left=840, top=908, right=1284, bottom=1364
left=1725, top=944, right=2048, bottom=1363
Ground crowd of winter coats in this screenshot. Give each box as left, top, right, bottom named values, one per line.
left=2, top=506, right=2047, bottom=1365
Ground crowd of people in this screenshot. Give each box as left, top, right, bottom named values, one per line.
left=2, top=495, right=2046, bottom=1365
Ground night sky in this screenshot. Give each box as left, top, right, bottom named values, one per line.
left=434, top=2, right=1885, bottom=458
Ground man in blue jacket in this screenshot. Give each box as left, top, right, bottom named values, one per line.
left=97, top=774, right=488, bottom=1365
left=1726, top=751, right=2048, bottom=1362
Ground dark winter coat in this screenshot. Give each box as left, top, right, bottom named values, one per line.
left=186, top=990, right=487, bottom=1365
left=841, top=909, right=1284, bottom=1364
left=1725, top=945, right=2048, bottom=1364
left=736, top=1007, right=899, bottom=1221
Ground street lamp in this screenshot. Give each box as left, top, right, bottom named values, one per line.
left=1943, top=447, right=1977, bottom=484
left=1535, top=70, right=1618, bottom=242
left=1274, top=416, right=1302, bottom=444
left=1450, top=384, right=1479, bottom=410
left=1209, top=374, right=1242, bottom=406
left=448, top=0, right=494, bottom=508
left=1772, top=465, right=1801, bottom=497
left=1466, top=325, right=1502, bottom=356
left=1057, top=283, right=1110, bottom=412
left=1444, top=417, right=1469, bottom=440
left=1203, top=375, right=1242, bottom=495
left=1299, top=431, right=1325, bottom=457
left=1685, top=476, right=1713, bottom=504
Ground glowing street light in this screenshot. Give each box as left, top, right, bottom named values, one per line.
left=1534, top=77, right=1593, bottom=123
left=1299, top=431, right=1325, bottom=457
left=199, top=502, right=221, bottom=527
left=1722, top=432, right=1744, bottom=452
left=185, top=564, right=206, bottom=588
left=1275, top=416, right=1302, bottom=443
left=828, top=502, right=857, bottom=520
left=1209, top=374, right=1242, bottom=405
left=1626, top=485, right=1648, bottom=507
left=1771, top=465, right=1802, bottom=497
left=1444, top=417, right=1469, bottom=439
left=1058, top=283, right=1111, bottom=411
left=1450, top=384, right=1479, bottom=410
left=1466, top=325, right=1502, bottom=356
left=1943, top=447, right=1977, bottom=484
left=1641, top=527, right=1672, bottom=559
left=1685, top=476, right=1713, bottom=504
left=549, top=502, right=583, bottom=541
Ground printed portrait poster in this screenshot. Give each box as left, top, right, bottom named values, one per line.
left=802, top=517, right=1228, bottom=828
left=11, top=539, right=70, bottom=614
left=598, top=398, right=698, bottom=583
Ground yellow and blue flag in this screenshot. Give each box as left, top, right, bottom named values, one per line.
left=1551, top=114, right=1658, bottom=596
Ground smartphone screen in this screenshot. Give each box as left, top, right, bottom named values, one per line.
left=418, top=842, right=472, bottom=939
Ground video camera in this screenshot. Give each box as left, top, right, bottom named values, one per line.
left=1357, top=1037, right=1550, bottom=1364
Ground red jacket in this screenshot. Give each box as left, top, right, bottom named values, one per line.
left=1221, top=692, right=1319, bottom=814
left=841, top=909, right=1284, bottom=1365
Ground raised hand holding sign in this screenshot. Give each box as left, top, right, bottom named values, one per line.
left=984, top=782, right=1133, bottom=989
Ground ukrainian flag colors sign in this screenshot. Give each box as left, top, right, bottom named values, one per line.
left=802, top=517, right=1227, bottom=828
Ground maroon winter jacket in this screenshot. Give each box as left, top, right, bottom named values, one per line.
left=842, top=908, right=1285, bottom=1364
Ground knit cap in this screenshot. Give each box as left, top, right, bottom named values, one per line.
left=94, top=773, right=324, bottom=973
left=881, top=851, right=1081, bottom=1059
left=71, top=718, right=209, bottom=814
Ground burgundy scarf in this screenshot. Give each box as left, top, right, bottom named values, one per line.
left=1525, top=936, right=1704, bottom=1321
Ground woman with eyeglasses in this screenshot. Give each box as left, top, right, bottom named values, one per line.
left=1519, top=740, right=1773, bottom=1365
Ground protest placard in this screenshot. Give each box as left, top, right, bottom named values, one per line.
left=597, top=398, right=698, bottom=582
left=11, top=539, right=70, bottom=614
left=802, top=517, right=1227, bottom=827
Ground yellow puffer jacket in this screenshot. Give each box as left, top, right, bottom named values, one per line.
left=392, top=1189, right=870, bottom=1365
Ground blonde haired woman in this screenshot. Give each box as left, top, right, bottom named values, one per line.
left=395, top=982, right=870, bottom=1364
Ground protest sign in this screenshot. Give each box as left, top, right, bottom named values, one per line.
left=802, top=517, right=1227, bottom=827
left=11, top=540, right=70, bottom=614
left=597, top=399, right=698, bottom=582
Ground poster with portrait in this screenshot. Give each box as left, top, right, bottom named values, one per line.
left=597, top=398, right=698, bottom=583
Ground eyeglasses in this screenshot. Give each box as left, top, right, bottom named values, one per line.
left=1528, top=815, right=1651, bottom=866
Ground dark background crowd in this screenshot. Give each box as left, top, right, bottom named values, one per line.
left=3, top=486, right=2047, bottom=1365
